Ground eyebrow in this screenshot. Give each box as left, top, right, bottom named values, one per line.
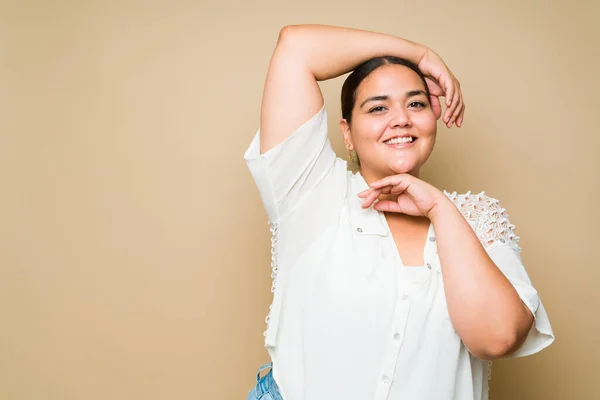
left=359, top=90, right=427, bottom=109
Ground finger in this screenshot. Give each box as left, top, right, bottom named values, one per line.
left=452, top=82, right=463, bottom=125
left=449, top=94, right=463, bottom=127
left=369, top=175, right=405, bottom=189
left=388, top=182, right=410, bottom=195
left=373, top=200, right=402, bottom=213
left=361, top=189, right=382, bottom=208
left=445, top=81, right=460, bottom=127
left=443, top=76, right=454, bottom=111
left=457, top=103, right=466, bottom=127
left=447, top=80, right=460, bottom=128
left=358, top=187, right=383, bottom=198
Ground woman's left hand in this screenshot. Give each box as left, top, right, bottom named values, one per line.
left=357, top=174, right=448, bottom=219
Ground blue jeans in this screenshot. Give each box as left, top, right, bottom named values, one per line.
left=246, top=362, right=283, bottom=400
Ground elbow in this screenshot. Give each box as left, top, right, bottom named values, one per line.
left=279, top=25, right=295, bottom=37
left=488, top=333, right=521, bottom=359
left=276, top=25, right=313, bottom=55
left=468, top=301, right=534, bottom=360
left=272, top=25, right=301, bottom=58
left=277, top=25, right=299, bottom=47
left=273, top=25, right=312, bottom=75
left=468, top=331, right=522, bottom=360
left=277, top=25, right=291, bottom=42
left=481, top=304, right=535, bottom=359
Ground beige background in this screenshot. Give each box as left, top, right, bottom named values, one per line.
left=1, top=0, right=598, bottom=399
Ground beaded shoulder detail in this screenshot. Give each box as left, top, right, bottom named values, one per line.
left=443, top=190, right=522, bottom=253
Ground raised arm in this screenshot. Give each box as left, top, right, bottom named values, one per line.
left=260, top=24, right=460, bottom=155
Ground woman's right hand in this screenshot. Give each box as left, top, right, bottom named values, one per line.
left=417, top=49, right=465, bottom=128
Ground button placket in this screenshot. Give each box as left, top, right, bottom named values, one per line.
left=376, top=226, right=438, bottom=399
left=374, top=220, right=433, bottom=399
left=374, top=287, right=410, bottom=399
left=424, top=224, right=440, bottom=275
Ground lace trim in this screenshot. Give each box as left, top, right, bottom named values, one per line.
left=488, top=360, right=493, bottom=393
left=443, top=190, right=522, bottom=253
left=263, top=221, right=279, bottom=338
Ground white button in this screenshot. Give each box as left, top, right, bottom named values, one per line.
left=429, top=237, right=436, bottom=242
left=393, top=333, right=402, bottom=340
left=357, top=227, right=363, bottom=233
left=400, top=293, right=408, bottom=300
left=426, top=263, right=432, bottom=269
left=382, top=375, right=390, bottom=383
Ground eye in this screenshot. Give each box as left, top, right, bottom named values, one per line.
left=368, top=106, right=387, bottom=113
left=409, top=101, right=426, bottom=108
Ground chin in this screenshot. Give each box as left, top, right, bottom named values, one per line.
left=389, top=158, right=420, bottom=174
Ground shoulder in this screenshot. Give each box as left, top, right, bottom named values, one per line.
left=442, top=190, right=500, bottom=221
left=442, top=190, right=522, bottom=252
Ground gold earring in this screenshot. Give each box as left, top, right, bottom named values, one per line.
left=347, top=148, right=354, bottom=161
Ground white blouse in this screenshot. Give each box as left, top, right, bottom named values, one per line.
left=243, top=105, right=555, bottom=400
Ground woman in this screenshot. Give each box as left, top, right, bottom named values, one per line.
left=243, top=24, right=554, bottom=400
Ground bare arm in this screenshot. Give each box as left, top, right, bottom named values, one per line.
left=429, top=199, right=534, bottom=360
left=260, top=24, right=431, bottom=154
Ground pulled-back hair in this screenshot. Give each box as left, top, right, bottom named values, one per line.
left=341, top=56, right=430, bottom=124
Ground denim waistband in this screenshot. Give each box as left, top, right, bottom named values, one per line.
left=254, top=362, right=282, bottom=399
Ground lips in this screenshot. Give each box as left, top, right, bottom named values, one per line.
left=383, top=134, right=418, bottom=145
left=383, top=134, right=416, bottom=141
left=384, top=135, right=417, bottom=145
left=384, top=139, right=417, bottom=149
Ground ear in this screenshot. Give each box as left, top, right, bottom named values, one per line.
left=340, top=118, right=354, bottom=150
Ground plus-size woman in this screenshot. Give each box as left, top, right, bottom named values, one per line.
left=243, top=24, right=554, bottom=400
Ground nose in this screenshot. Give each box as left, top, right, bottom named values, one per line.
left=388, top=108, right=411, bottom=128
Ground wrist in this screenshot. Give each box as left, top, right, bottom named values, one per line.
left=427, top=195, right=455, bottom=222
left=415, top=45, right=432, bottom=66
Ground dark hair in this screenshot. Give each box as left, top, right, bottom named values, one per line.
left=341, top=56, right=430, bottom=124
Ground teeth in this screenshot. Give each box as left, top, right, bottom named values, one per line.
left=385, top=137, right=414, bottom=145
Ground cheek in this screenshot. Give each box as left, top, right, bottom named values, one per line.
left=354, top=119, right=387, bottom=142
left=414, top=113, right=437, bottom=135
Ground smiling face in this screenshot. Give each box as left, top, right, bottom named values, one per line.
left=340, top=63, right=437, bottom=182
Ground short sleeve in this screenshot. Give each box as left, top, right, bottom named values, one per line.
left=479, top=198, right=555, bottom=358
left=243, top=105, right=338, bottom=222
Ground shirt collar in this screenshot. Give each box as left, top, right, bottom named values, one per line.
left=347, top=172, right=390, bottom=237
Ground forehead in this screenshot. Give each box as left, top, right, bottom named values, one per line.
left=355, top=64, right=425, bottom=100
